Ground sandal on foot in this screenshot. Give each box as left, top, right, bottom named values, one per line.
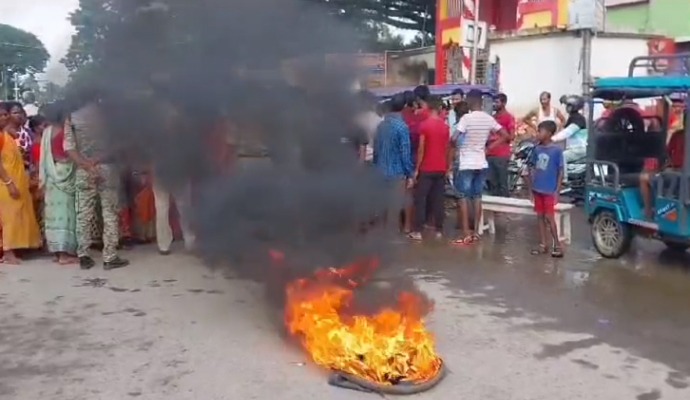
left=530, top=245, right=548, bottom=255
left=407, top=232, right=423, bottom=241
left=451, top=235, right=475, bottom=245
left=551, top=247, right=564, bottom=258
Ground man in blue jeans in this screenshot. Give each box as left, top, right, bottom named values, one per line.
left=451, top=90, right=510, bottom=244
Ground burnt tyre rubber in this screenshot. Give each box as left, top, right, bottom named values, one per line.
left=328, top=361, right=447, bottom=395
left=591, top=210, right=633, bottom=259
left=663, top=242, right=690, bottom=252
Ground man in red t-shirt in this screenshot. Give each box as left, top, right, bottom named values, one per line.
left=408, top=96, right=450, bottom=240
left=487, top=93, right=516, bottom=196
left=402, top=89, right=431, bottom=164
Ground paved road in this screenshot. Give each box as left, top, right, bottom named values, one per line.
left=1, top=210, right=689, bottom=399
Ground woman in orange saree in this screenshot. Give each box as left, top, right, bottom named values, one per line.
left=0, top=103, right=41, bottom=264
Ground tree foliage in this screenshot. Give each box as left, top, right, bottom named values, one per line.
left=62, top=0, right=435, bottom=73
left=0, top=24, right=50, bottom=72
left=61, top=0, right=121, bottom=71
left=305, top=0, right=435, bottom=38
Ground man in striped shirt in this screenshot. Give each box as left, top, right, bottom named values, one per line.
left=451, top=89, right=509, bottom=244
left=373, top=93, right=414, bottom=232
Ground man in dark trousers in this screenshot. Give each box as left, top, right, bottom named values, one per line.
left=487, top=93, right=515, bottom=197
left=408, top=96, right=449, bottom=240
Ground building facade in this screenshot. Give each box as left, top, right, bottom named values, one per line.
left=436, top=0, right=519, bottom=84
left=605, top=0, right=690, bottom=45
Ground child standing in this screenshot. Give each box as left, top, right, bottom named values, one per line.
left=528, top=120, right=564, bottom=258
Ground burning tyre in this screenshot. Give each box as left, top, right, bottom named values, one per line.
left=282, top=257, right=446, bottom=394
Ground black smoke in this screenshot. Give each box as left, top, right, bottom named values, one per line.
left=65, top=0, right=402, bottom=282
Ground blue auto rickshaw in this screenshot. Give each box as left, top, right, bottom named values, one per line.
left=586, top=54, right=690, bottom=258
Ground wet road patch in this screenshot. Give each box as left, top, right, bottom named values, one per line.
left=535, top=337, right=603, bottom=359
left=665, top=371, right=689, bottom=389
left=636, top=389, right=662, bottom=400
left=572, top=359, right=599, bottom=370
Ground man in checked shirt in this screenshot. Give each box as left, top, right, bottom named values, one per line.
left=373, top=93, right=414, bottom=233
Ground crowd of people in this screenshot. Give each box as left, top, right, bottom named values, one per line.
left=359, top=85, right=567, bottom=257
left=0, top=99, right=208, bottom=268
left=361, top=84, right=687, bottom=257
left=2, top=84, right=684, bottom=267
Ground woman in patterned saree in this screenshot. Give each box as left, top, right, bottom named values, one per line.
left=38, top=103, right=78, bottom=264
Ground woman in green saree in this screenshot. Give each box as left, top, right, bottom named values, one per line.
left=39, top=103, right=78, bottom=264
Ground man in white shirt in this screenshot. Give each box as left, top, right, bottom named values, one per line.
left=451, top=89, right=509, bottom=244
left=354, top=91, right=382, bottom=162
left=22, top=92, right=39, bottom=117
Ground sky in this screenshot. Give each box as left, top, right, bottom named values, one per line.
left=0, top=0, right=415, bottom=85
left=0, top=0, right=79, bottom=84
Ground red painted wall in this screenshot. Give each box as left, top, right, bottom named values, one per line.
left=434, top=0, right=518, bottom=84
left=482, top=0, right=519, bottom=32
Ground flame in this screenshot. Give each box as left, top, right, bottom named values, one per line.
left=282, top=257, right=443, bottom=385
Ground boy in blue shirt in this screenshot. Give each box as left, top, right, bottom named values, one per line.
left=528, top=120, right=564, bottom=258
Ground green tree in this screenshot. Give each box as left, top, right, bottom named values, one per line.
left=61, top=0, right=121, bottom=71
left=0, top=24, right=50, bottom=73
left=63, top=0, right=435, bottom=74
left=306, top=0, right=436, bottom=40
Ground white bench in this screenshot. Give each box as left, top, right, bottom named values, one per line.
left=478, top=195, right=575, bottom=244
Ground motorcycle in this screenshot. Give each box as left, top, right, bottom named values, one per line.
left=507, top=139, right=536, bottom=197
left=559, top=150, right=586, bottom=204
left=508, top=139, right=587, bottom=203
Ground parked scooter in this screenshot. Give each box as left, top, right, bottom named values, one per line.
left=508, top=138, right=587, bottom=202
left=560, top=152, right=586, bottom=203
left=507, top=138, right=536, bottom=197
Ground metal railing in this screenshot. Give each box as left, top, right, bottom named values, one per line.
left=440, top=46, right=490, bottom=85
left=586, top=160, right=621, bottom=190
left=628, top=53, right=690, bottom=77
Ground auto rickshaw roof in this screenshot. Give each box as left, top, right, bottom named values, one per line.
left=593, top=76, right=690, bottom=100
left=370, top=84, right=496, bottom=99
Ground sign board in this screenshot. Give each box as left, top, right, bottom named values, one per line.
left=460, top=19, right=488, bottom=50
left=517, top=0, right=570, bottom=31
left=568, top=0, right=606, bottom=31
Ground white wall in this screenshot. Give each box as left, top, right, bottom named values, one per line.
left=490, top=36, right=581, bottom=116
left=490, top=34, right=650, bottom=116
left=591, top=37, right=650, bottom=78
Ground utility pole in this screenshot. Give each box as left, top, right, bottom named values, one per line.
left=0, top=68, right=5, bottom=100
left=581, top=28, right=592, bottom=96
left=469, top=0, right=480, bottom=85
left=12, top=72, right=20, bottom=100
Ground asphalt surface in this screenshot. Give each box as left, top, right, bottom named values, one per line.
left=1, top=209, right=690, bottom=400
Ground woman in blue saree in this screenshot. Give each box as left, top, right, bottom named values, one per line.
left=39, top=103, right=78, bottom=264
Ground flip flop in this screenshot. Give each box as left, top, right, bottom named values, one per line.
left=531, top=244, right=548, bottom=255
left=407, top=232, right=423, bottom=241
left=551, top=247, right=564, bottom=258
left=451, top=235, right=475, bottom=246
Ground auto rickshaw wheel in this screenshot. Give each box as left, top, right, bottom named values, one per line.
left=591, top=210, right=633, bottom=258
left=663, top=241, right=689, bottom=252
